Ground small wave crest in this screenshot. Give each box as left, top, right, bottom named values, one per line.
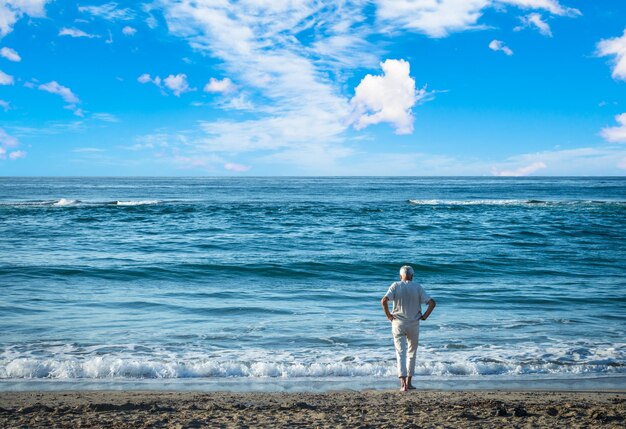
left=407, top=199, right=625, bottom=206
left=0, top=199, right=162, bottom=208
left=113, top=200, right=160, bottom=206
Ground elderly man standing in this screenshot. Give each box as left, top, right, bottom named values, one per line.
left=381, top=265, right=436, bottom=391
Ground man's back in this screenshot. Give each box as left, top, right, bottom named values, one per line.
left=385, top=280, right=431, bottom=322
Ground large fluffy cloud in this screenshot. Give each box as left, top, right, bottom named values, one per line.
left=597, top=29, right=626, bottom=81
left=350, top=59, right=424, bottom=135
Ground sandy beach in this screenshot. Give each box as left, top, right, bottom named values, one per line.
left=1, top=389, right=624, bottom=428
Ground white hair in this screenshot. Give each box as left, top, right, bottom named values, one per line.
left=400, top=265, right=414, bottom=278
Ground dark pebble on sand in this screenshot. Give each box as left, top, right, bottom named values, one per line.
left=493, top=404, right=508, bottom=417
left=513, top=405, right=528, bottom=417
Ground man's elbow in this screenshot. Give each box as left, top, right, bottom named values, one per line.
left=429, top=299, right=436, bottom=307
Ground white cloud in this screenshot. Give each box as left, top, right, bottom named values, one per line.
left=122, top=26, right=136, bottom=36
left=350, top=59, right=426, bottom=135
left=374, top=0, right=577, bottom=39
left=0, top=46, right=20, bottom=61
left=73, top=147, right=105, bottom=153
left=204, top=77, right=235, bottom=93
left=138, top=73, right=193, bottom=96
left=0, top=69, right=13, bottom=85
left=597, top=30, right=626, bottom=81
left=600, top=113, right=626, bottom=143
left=163, top=73, right=193, bottom=96
left=38, top=81, right=79, bottom=104
left=492, top=161, right=547, bottom=176
left=224, top=162, right=250, bottom=172
left=514, top=13, right=552, bottom=37
left=8, top=149, right=25, bottom=159
left=0, top=0, right=49, bottom=37
left=489, top=39, right=513, bottom=55
left=152, top=0, right=582, bottom=171
left=157, top=0, right=355, bottom=164
left=78, top=3, right=134, bottom=21
left=92, top=113, right=119, bottom=122
left=137, top=73, right=156, bottom=84
left=0, top=127, right=25, bottom=161
left=220, top=94, right=254, bottom=111
left=619, top=158, right=626, bottom=170
left=0, top=99, right=9, bottom=111
left=374, top=0, right=490, bottom=38
left=0, top=127, right=18, bottom=147
left=59, top=27, right=98, bottom=38
left=496, top=0, right=580, bottom=16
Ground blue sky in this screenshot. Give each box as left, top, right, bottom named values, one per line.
left=0, top=0, right=625, bottom=176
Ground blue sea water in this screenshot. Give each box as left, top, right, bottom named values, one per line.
left=0, top=177, right=625, bottom=390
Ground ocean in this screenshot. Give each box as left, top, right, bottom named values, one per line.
left=1, top=177, right=625, bottom=391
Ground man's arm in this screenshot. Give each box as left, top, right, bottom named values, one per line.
left=420, top=299, right=436, bottom=321
left=381, top=296, right=394, bottom=321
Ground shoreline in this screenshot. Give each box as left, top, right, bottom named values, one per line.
left=1, top=390, right=624, bottom=428
left=2, top=374, right=626, bottom=393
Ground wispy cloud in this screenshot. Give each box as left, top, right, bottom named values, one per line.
left=374, top=0, right=490, bottom=38
left=73, top=147, right=105, bottom=153
left=514, top=13, right=552, bottom=37
left=92, top=113, right=119, bottom=122
left=78, top=2, right=135, bottom=21
left=496, top=0, right=580, bottom=17
left=0, top=127, right=25, bottom=160
left=0, top=47, right=21, bottom=62
left=38, top=81, right=79, bottom=104
left=38, top=81, right=82, bottom=116
left=224, top=162, right=250, bottom=173
left=59, top=27, right=98, bottom=38
left=492, top=161, right=547, bottom=176
left=489, top=39, right=513, bottom=55
left=0, top=99, right=9, bottom=111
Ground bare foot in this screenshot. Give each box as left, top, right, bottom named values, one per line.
left=407, top=384, right=416, bottom=390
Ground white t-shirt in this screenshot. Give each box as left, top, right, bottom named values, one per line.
left=384, top=280, right=432, bottom=322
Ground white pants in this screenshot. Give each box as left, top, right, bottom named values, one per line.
left=391, top=319, right=420, bottom=377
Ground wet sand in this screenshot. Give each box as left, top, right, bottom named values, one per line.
left=0, top=390, right=624, bottom=428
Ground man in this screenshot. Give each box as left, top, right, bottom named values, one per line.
left=381, top=265, right=436, bottom=391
